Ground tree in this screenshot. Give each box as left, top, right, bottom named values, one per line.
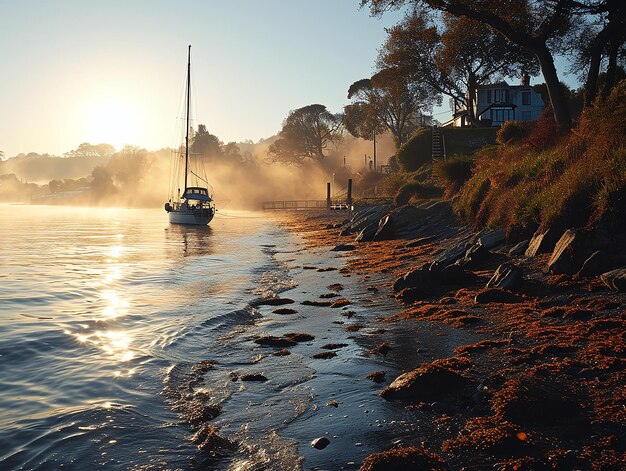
left=63, top=143, right=115, bottom=159
left=191, top=124, right=223, bottom=159
left=362, top=0, right=577, bottom=131
left=268, top=104, right=343, bottom=165
left=569, top=1, right=626, bottom=105
left=379, top=11, right=537, bottom=126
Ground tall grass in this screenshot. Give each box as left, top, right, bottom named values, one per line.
left=454, top=80, right=626, bottom=233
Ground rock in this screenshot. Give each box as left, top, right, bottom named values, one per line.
left=474, top=288, right=523, bottom=304
left=393, top=262, right=476, bottom=293
left=273, top=349, right=291, bottom=356
left=253, top=336, right=297, bottom=348
left=192, top=424, right=236, bottom=456
left=548, top=229, right=598, bottom=275
left=326, top=400, right=339, bottom=408
left=478, top=229, right=506, bottom=249
left=360, top=446, right=448, bottom=471
left=525, top=227, right=561, bottom=257
left=240, top=373, right=268, bottom=382
left=256, top=297, right=295, bottom=306
left=509, top=239, right=529, bottom=256
left=331, top=244, right=355, bottom=252
left=367, top=371, right=387, bottom=383
left=436, top=242, right=470, bottom=266
left=600, top=268, right=626, bottom=292
left=285, top=332, right=315, bottom=342
left=403, top=236, right=435, bottom=248
left=458, top=242, right=491, bottom=268
left=380, top=363, right=472, bottom=401
left=355, top=221, right=380, bottom=242
left=368, top=342, right=392, bottom=355
left=486, top=263, right=523, bottom=290
left=311, top=437, right=330, bottom=450
left=321, top=343, right=349, bottom=350
left=373, top=205, right=422, bottom=241
left=301, top=300, right=332, bottom=307
left=312, top=351, right=337, bottom=359
left=273, top=308, right=297, bottom=314
left=330, top=298, right=352, bottom=308
left=576, top=250, right=615, bottom=277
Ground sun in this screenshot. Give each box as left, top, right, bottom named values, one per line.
left=83, top=99, right=144, bottom=150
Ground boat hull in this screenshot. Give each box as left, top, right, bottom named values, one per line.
left=168, top=209, right=214, bottom=226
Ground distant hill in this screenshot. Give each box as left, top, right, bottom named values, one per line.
left=0, top=153, right=111, bottom=184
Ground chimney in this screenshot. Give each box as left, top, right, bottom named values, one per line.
left=520, top=72, right=530, bottom=87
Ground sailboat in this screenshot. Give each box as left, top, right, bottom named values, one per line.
left=164, top=45, right=216, bottom=226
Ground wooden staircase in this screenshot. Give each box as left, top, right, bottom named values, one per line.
left=431, top=126, right=446, bottom=161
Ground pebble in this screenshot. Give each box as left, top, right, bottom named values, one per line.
left=311, top=437, right=330, bottom=450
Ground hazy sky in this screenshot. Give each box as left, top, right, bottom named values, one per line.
left=1, top=1, right=578, bottom=158
left=1, top=0, right=407, bottom=157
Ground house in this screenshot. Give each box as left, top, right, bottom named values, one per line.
left=446, top=73, right=544, bottom=127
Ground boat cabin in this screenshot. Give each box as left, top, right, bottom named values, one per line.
left=183, top=187, right=212, bottom=201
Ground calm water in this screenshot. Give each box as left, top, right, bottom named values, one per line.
left=0, top=204, right=476, bottom=470
left=0, top=204, right=296, bottom=470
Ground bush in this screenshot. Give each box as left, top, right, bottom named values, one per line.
left=396, top=128, right=431, bottom=171
left=394, top=181, right=443, bottom=206
left=496, top=121, right=534, bottom=145
left=432, top=155, right=474, bottom=197
left=454, top=79, right=626, bottom=232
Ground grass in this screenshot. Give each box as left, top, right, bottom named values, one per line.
left=453, top=80, right=626, bottom=233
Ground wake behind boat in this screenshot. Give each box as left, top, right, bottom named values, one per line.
left=165, top=45, right=216, bottom=226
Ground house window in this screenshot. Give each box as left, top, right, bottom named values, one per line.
left=504, top=89, right=510, bottom=102
left=522, top=91, right=531, bottom=105
left=491, top=109, right=514, bottom=123
left=487, top=90, right=492, bottom=104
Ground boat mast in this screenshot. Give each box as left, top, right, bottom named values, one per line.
left=184, top=44, right=191, bottom=193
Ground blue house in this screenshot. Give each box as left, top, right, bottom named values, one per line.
left=447, top=74, right=545, bottom=127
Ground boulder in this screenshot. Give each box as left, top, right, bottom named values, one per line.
left=380, top=363, right=472, bottom=401
left=486, top=263, right=523, bottom=291
left=478, top=229, right=506, bottom=250
left=458, top=242, right=491, bottom=268
left=393, top=262, right=476, bottom=293
left=474, top=288, right=523, bottom=304
left=509, top=239, right=529, bottom=256
left=372, top=205, right=422, bottom=241
left=525, top=228, right=559, bottom=257
left=436, top=242, right=471, bottom=266
left=355, top=221, right=379, bottom=242
left=547, top=229, right=598, bottom=275
left=403, top=236, right=435, bottom=248
left=240, top=373, right=268, bottom=382
left=600, top=268, right=626, bottom=292
left=576, top=250, right=615, bottom=277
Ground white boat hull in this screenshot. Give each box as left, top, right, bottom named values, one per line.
left=168, top=209, right=214, bottom=226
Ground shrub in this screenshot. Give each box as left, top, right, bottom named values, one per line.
left=432, top=155, right=474, bottom=197
left=496, top=121, right=534, bottom=145
left=396, top=128, right=431, bottom=171
left=454, top=79, right=626, bottom=232
left=394, top=181, right=443, bottom=206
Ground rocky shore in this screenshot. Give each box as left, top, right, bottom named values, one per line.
left=281, top=203, right=625, bottom=470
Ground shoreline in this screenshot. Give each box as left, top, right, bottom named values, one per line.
left=277, top=206, right=625, bottom=470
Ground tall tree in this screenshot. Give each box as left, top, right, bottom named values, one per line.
left=362, top=0, right=576, bottom=131
left=380, top=11, right=537, bottom=126
left=346, top=68, right=434, bottom=147
left=191, top=124, right=223, bottom=159
left=268, top=104, right=343, bottom=165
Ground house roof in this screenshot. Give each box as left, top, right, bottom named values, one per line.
left=477, top=81, right=510, bottom=89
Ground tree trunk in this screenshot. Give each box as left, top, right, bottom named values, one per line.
left=466, top=72, right=479, bottom=126
left=536, top=46, right=572, bottom=132
left=584, top=40, right=603, bottom=107
left=601, top=36, right=620, bottom=100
